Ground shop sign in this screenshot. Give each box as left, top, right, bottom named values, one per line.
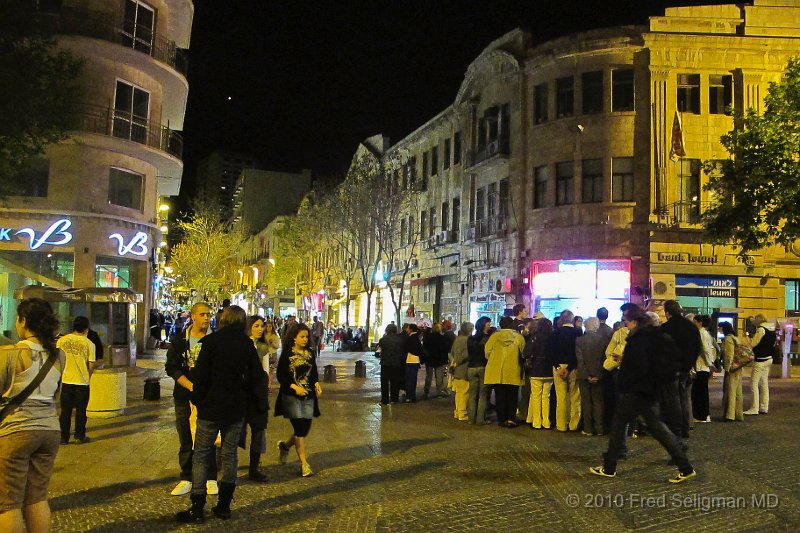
left=471, top=268, right=508, bottom=294
left=656, top=252, right=719, bottom=265
left=109, top=231, right=149, bottom=256
left=676, top=276, right=737, bottom=298
left=1, top=219, right=73, bottom=250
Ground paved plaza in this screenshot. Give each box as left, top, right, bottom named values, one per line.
left=49, top=349, right=800, bottom=532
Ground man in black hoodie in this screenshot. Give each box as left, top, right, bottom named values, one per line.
left=590, top=306, right=696, bottom=483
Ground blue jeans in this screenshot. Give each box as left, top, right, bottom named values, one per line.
left=191, top=418, right=243, bottom=495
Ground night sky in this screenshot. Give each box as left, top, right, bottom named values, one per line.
left=181, top=0, right=728, bottom=201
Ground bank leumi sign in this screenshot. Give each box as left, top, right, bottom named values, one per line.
left=0, top=218, right=149, bottom=257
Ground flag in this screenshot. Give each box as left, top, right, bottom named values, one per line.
left=669, top=110, right=686, bottom=161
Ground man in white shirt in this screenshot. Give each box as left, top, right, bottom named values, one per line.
left=57, top=316, right=96, bottom=444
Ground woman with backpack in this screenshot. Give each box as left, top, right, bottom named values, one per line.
left=745, top=314, right=775, bottom=415
left=719, top=321, right=744, bottom=422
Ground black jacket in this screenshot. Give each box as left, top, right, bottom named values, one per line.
left=404, top=332, right=424, bottom=360
left=467, top=332, right=489, bottom=367
left=617, top=325, right=677, bottom=396
left=165, top=329, right=201, bottom=402
left=660, top=316, right=702, bottom=374
left=274, top=345, right=320, bottom=418
left=190, top=325, right=267, bottom=426
left=423, top=332, right=450, bottom=367
left=378, top=333, right=406, bottom=366
left=547, top=325, right=583, bottom=371
left=523, top=331, right=554, bottom=378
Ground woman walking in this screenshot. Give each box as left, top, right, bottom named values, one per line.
left=240, top=316, right=271, bottom=482
left=177, top=305, right=266, bottom=523
left=720, top=322, right=744, bottom=422
left=449, top=322, right=473, bottom=421
left=0, top=299, right=65, bottom=533
left=275, top=323, right=322, bottom=477
left=264, top=320, right=281, bottom=385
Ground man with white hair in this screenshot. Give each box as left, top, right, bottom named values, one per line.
left=576, top=317, right=609, bottom=435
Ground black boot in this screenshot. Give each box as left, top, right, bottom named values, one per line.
left=212, top=482, right=236, bottom=520
left=248, top=452, right=268, bottom=483
left=176, top=493, right=205, bottom=523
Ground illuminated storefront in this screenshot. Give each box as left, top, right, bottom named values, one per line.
left=530, top=259, right=631, bottom=324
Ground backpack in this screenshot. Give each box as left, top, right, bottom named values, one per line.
left=730, top=337, right=754, bottom=371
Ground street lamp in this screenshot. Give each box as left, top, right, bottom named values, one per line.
left=159, top=204, right=170, bottom=213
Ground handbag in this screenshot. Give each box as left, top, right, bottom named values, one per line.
left=0, top=347, right=60, bottom=424
left=729, top=337, right=754, bottom=372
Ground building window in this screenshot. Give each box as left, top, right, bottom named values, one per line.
left=96, top=256, right=132, bottom=288
left=487, top=182, right=498, bottom=219
left=533, top=165, right=548, bottom=209
left=556, top=162, right=574, bottom=206
left=611, top=157, right=634, bottom=202
left=453, top=131, right=462, bottom=165
left=678, top=158, right=701, bottom=223
left=475, top=187, right=485, bottom=222
left=677, top=74, right=701, bottom=114
left=581, top=71, right=603, bottom=114
left=113, top=80, right=150, bottom=144
left=422, top=151, right=429, bottom=180
left=786, top=280, right=800, bottom=312
left=419, top=211, right=427, bottom=240
left=709, top=74, right=733, bottom=115
left=582, top=158, right=603, bottom=203
left=121, top=0, right=155, bottom=55
left=9, top=158, right=49, bottom=197
left=498, top=178, right=509, bottom=223
left=431, top=145, right=438, bottom=176
left=611, top=69, right=634, bottom=112
left=441, top=201, right=449, bottom=232
left=443, top=138, right=451, bottom=170
left=407, top=156, right=417, bottom=189
left=400, top=218, right=407, bottom=247
left=451, top=197, right=460, bottom=240
left=429, top=206, right=436, bottom=238
left=534, top=83, right=549, bottom=124
left=407, top=215, right=414, bottom=244
left=556, top=76, right=574, bottom=118
left=108, top=167, right=143, bottom=210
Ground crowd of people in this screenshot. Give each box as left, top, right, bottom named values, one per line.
left=0, top=294, right=783, bottom=529
left=377, top=301, right=781, bottom=483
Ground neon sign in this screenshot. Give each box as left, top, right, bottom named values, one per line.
left=109, top=231, right=149, bottom=256
left=3, top=219, right=74, bottom=250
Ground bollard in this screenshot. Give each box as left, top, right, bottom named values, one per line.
left=354, top=360, right=367, bottom=378
left=323, top=364, right=337, bottom=383
left=143, top=377, right=161, bottom=400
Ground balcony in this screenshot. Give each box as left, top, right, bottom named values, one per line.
left=72, top=104, right=183, bottom=160
left=465, top=137, right=510, bottom=168
left=658, top=201, right=710, bottom=226
left=40, top=6, right=188, bottom=76
left=474, top=217, right=508, bottom=239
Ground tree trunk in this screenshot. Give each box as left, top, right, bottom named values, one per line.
left=364, top=289, right=372, bottom=346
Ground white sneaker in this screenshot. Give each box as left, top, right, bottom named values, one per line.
left=206, top=480, right=219, bottom=495
left=170, top=480, right=192, bottom=496
left=744, top=409, right=759, bottom=415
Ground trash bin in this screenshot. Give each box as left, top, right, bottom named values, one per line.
left=354, top=360, right=367, bottom=378
left=143, top=377, right=161, bottom=400
left=323, top=364, right=337, bottom=383
left=87, top=367, right=127, bottom=418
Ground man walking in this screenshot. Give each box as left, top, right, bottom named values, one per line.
left=57, top=316, right=96, bottom=444
left=165, top=302, right=218, bottom=496
left=590, top=305, right=696, bottom=483
left=660, top=300, right=702, bottom=439
left=311, top=316, right=325, bottom=353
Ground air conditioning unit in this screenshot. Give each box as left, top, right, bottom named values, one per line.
left=487, top=141, right=499, bottom=156
left=440, top=230, right=450, bottom=243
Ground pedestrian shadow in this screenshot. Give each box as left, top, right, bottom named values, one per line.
left=84, top=414, right=161, bottom=433
left=50, top=476, right=175, bottom=512
left=81, top=461, right=447, bottom=532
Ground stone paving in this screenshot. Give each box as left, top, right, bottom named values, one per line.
left=48, top=349, right=800, bottom=532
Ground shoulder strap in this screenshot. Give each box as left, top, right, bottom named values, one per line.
left=0, top=348, right=59, bottom=422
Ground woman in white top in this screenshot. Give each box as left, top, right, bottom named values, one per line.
left=0, top=298, right=65, bottom=533
left=692, top=315, right=715, bottom=423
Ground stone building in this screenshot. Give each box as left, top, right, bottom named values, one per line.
left=0, top=0, right=193, bottom=353
left=330, top=0, right=800, bottom=337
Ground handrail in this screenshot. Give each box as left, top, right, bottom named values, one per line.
left=658, top=201, right=710, bottom=226
left=71, top=103, right=183, bottom=160
left=39, top=6, right=188, bottom=76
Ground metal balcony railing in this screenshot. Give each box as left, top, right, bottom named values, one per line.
left=474, top=216, right=508, bottom=239
left=659, top=201, right=710, bottom=226
left=39, top=7, right=188, bottom=76
left=465, top=137, right=510, bottom=167
left=72, top=104, right=183, bottom=159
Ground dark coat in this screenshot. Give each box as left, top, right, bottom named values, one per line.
left=660, top=316, right=702, bottom=374
left=423, top=332, right=450, bottom=367
left=523, top=330, right=554, bottom=378
left=617, top=325, right=677, bottom=396
left=547, top=325, right=583, bottom=371
left=191, top=326, right=267, bottom=427
left=378, top=333, right=405, bottom=367
left=164, top=329, right=197, bottom=402
left=467, top=332, right=489, bottom=367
